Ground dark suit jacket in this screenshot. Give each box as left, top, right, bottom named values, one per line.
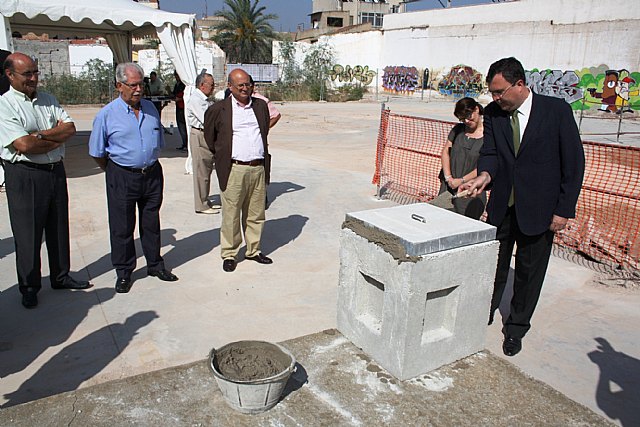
left=203, top=96, right=271, bottom=192
left=478, top=93, right=585, bottom=236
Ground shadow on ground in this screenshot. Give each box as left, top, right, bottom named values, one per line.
left=1, top=310, right=158, bottom=407
left=588, top=337, right=640, bottom=427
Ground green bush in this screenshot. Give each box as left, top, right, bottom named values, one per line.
left=40, top=58, right=115, bottom=105
left=326, top=84, right=367, bottom=102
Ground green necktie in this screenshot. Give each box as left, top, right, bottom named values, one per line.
left=509, top=110, right=520, bottom=206
left=511, top=110, right=521, bottom=154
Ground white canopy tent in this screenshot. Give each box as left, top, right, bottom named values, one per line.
left=0, top=0, right=200, bottom=173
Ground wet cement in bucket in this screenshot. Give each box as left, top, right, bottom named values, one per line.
left=214, top=341, right=291, bottom=381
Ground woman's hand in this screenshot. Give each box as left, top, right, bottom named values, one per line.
left=446, top=177, right=464, bottom=190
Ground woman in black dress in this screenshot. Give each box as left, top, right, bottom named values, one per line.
left=439, top=97, right=486, bottom=219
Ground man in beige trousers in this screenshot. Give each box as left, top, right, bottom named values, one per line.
left=186, top=72, right=220, bottom=214
left=203, top=69, right=273, bottom=272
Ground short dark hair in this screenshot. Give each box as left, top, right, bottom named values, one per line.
left=150, top=71, right=157, bottom=77
left=3, top=56, right=13, bottom=73
left=454, top=97, right=483, bottom=120
left=486, top=57, right=525, bottom=85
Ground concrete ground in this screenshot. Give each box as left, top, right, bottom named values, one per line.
left=0, top=98, right=639, bottom=426
left=0, top=330, right=610, bottom=426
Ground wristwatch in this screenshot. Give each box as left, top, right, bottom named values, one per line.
left=36, top=133, right=44, bottom=140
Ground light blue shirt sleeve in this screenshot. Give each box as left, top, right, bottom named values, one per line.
left=88, top=108, right=107, bottom=158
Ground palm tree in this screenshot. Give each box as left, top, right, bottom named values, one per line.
left=212, top=0, right=278, bottom=64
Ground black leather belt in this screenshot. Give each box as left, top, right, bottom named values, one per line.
left=14, top=160, right=61, bottom=171
left=191, top=126, right=204, bottom=131
left=232, top=159, right=264, bottom=166
left=112, top=160, right=158, bottom=174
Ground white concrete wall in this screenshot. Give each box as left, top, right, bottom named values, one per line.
left=382, top=0, right=640, bottom=73
left=321, top=31, right=383, bottom=87
left=68, top=45, right=113, bottom=77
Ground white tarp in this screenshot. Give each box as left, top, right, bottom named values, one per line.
left=0, top=0, right=199, bottom=173
left=0, top=0, right=197, bottom=81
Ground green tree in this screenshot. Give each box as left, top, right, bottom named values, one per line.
left=302, top=41, right=335, bottom=101
left=213, top=0, right=277, bottom=63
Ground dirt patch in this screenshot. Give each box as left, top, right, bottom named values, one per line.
left=342, top=218, right=421, bottom=263
left=213, top=342, right=292, bottom=381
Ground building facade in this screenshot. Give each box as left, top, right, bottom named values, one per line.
left=310, top=0, right=408, bottom=30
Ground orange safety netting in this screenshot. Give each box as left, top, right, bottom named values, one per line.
left=372, top=108, right=640, bottom=270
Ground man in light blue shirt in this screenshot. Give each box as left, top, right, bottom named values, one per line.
left=89, top=62, right=178, bottom=294
left=0, top=52, right=91, bottom=309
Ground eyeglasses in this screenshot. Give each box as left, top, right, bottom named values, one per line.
left=457, top=112, right=476, bottom=122
left=233, top=83, right=253, bottom=89
left=489, top=82, right=517, bottom=99
left=12, top=70, right=40, bottom=78
left=120, top=81, right=144, bottom=89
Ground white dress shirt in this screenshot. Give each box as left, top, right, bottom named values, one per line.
left=515, top=88, right=533, bottom=141
left=186, top=88, right=211, bottom=129
left=230, top=95, right=264, bottom=161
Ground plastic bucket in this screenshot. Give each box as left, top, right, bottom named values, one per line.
left=209, top=340, right=296, bottom=414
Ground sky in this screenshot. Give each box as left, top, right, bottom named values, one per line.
left=159, top=0, right=494, bottom=33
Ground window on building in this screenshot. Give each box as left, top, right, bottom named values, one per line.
left=360, top=12, right=384, bottom=28
left=327, top=17, right=344, bottom=27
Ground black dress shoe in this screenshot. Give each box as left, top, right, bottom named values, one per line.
left=115, top=278, right=133, bottom=294
left=148, top=269, right=178, bottom=282
left=52, top=276, right=93, bottom=290
left=22, top=293, right=38, bottom=309
left=223, top=259, right=236, bottom=272
left=245, top=253, right=273, bottom=264
left=503, top=336, right=522, bottom=356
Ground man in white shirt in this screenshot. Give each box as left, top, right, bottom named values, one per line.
left=203, top=69, right=273, bottom=272
left=186, top=72, right=220, bottom=214
left=0, top=52, right=91, bottom=308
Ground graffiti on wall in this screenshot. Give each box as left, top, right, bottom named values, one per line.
left=526, top=66, right=640, bottom=112
left=328, top=64, right=376, bottom=85
left=437, top=65, right=483, bottom=98
left=382, top=66, right=419, bottom=93
left=525, top=69, right=583, bottom=104
left=582, top=68, right=639, bottom=113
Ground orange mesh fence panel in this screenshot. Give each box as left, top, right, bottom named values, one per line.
left=372, top=109, right=454, bottom=203
left=559, top=141, right=640, bottom=270
left=372, top=109, right=640, bottom=271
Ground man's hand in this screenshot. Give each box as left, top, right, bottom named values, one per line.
left=549, top=215, right=569, bottom=233
left=459, top=171, right=491, bottom=198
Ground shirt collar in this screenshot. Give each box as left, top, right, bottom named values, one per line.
left=517, top=88, right=533, bottom=116
left=231, top=94, right=252, bottom=109
left=9, top=85, right=37, bottom=101
left=117, top=96, right=141, bottom=114
left=195, top=88, right=208, bottom=100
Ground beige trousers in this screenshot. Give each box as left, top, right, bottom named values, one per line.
left=190, top=128, right=216, bottom=212
left=220, top=163, right=266, bottom=260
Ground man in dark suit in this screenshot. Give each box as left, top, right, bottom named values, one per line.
left=203, top=69, right=272, bottom=272
left=462, top=57, right=585, bottom=356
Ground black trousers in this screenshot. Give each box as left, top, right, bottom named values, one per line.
left=176, top=107, right=188, bottom=148
left=4, top=161, right=71, bottom=295
left=106, top=160, right=165, bottom=279
left=490, top=206, right=554, bottom=339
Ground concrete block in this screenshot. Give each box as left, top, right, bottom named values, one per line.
left=337, top=203, right=498, bottom=380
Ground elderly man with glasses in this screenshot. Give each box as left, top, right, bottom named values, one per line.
left=0, top=52, right=92, bottom=309
left=204, top=68, right=273, bottom=272
left=89, top=62, right=178, bottom=294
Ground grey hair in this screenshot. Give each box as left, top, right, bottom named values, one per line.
left=115, top=63, right=144, bottom=83
left=195, top=72, right=213, bottom=88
